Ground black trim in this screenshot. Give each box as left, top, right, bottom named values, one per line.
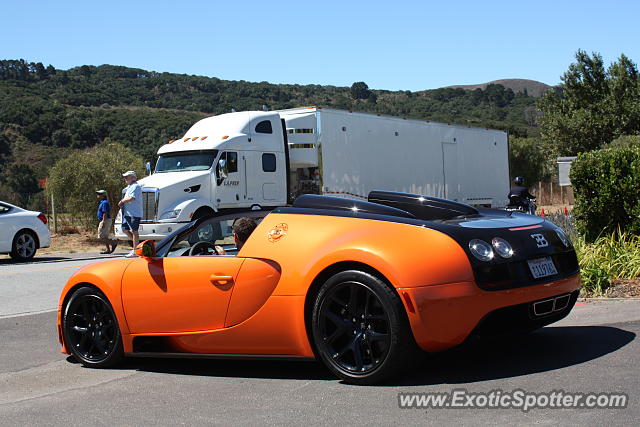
left=281, top=118, right=292, bottom=204
left=474, top=251, right=579, bottom=291
left=292, top=194, right=415, bottom=219
left=128, top=352, right=314, bottom=362
left=368, top=190, right=479, bottom=220
left=471, top=290, right=579, bottom=337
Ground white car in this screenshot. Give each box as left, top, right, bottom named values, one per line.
left=0, top=201, right=51, bottom=261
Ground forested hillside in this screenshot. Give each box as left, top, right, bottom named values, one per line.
left=0, top=59, right=540, bottom=203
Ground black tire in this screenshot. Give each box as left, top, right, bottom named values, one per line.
left=10, top=229, right=38, bottom=261
left=62, top=286, right=124, bottom=368
left=311, top=270, right=419, bottom=385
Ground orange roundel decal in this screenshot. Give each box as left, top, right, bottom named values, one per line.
left=267, top=223, right=288, bottom=243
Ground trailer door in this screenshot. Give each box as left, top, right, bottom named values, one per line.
left=442, top=141, right=459, bottom=201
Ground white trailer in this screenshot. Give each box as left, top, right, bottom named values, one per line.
left=115, top=107, right=510, bottom=240
left=284, top=107, right=509, bottom=205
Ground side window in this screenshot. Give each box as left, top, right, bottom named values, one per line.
left=163, top=214, right=265, bottom=257
left=0, top=204, right=10, bottom=214
left=262, top=153, right=276, bottom=172
left=255, top=120, right=273, bottom=134
left=226, top=152, right=238, bottom=173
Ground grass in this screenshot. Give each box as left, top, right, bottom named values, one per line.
left=573, top=230, right=640, bottom=296
left=545, top=212, right=640, bottom=296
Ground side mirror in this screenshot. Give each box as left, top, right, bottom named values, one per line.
left=217, top=159, right=228, bottom=180
left=135, top=240, right=156, bottom=259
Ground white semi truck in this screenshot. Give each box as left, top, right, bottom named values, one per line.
left=115, top=107, right=510, bottom=240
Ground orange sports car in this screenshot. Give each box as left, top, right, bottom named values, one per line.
left=58, top=191, right=580, bottom=384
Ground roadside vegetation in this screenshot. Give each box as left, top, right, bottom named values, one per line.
left=46, top=143, right=144, bottom=226
left=574, top=231, right=640, bottom=296
left=538, top=50, right=640, bottom=296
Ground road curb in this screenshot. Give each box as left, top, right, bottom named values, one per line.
left=0, top=253, right=126, bottom=266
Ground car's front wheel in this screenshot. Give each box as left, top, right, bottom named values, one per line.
left=10, top=230, right=37, bottom=261
left=63, top=286, right=124, bottom=368
left=311, top=270, right=419, bottom=385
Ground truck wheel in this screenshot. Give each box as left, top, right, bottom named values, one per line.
left=311, top=270, right=419, bottom=385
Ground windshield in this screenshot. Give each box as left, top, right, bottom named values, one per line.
left=155, top=150, right=218, bottom=173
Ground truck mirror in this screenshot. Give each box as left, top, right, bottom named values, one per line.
left=217, top=159, right=228, bottom=180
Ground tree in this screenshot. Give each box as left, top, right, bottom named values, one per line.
left=4, top=163, right=41, bottom=206
left=0, top=133, right=11, bottom=166
left=46, top=143, right=145, bottom=225
left=350, top=82, right=371, bottom=100
left=538, top=50, right=640, bottom=155
left=508, top=137, right=550, bottom=185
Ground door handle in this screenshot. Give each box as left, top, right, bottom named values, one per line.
left=209, top=275, right=234, bottom=286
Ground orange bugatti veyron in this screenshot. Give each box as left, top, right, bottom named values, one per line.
left=58, top=192, right=580, bottom=384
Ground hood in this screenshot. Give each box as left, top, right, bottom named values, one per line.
left=138, top=170, right=212, bottom=191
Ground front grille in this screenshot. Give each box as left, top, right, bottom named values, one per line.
left=142, top=191, right=158, bottom=221
left=474, top=250, right=579, bottom=291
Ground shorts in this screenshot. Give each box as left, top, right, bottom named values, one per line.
left=122, top=216, right=141, bottom=232
left=97, top=218, right=112, bottom=239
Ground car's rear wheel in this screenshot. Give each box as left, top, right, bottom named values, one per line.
left=63, top=287, right=124, bottom=368
left=10, top=230, right=37, bottom=261
left=311, top=270, right=419, bottom=385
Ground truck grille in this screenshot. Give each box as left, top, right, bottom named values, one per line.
left=142, top=191, right=158, bottom=221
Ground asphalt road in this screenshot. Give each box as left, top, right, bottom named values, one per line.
left=0, top=256, right=638, bottom=425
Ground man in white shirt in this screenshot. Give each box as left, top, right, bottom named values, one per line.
left=118, top=170, right=143, bottom=257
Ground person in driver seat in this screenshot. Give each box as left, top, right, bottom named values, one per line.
left=216, top=217, right=257, bottom=255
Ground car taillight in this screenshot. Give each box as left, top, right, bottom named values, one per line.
left=37, top=213, right=48, bottom=224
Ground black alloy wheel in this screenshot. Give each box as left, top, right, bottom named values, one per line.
left=63, top=287, right=124, bottom=368
left=312, top=270, right=419, bottom=384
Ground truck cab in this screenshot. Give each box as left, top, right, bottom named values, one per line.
left=115, top=111, right=288, bottom=240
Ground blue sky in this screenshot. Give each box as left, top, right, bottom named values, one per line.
left=2, top=0, right=639, bottom=91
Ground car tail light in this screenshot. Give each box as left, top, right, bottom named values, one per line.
left=37, top=213, right=48, bottom=224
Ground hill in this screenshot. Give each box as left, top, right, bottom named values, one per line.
left=445, top=79, right=553, bottom=97
left=0, top=59, right=541, bottom=203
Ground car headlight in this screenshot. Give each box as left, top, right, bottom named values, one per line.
left=159, top=209, right=182, bottom=220
left=469, top=239, right=494, bottom=262
left=491, top=237, right=514, bottom=258
left=555, top=228, right=572, bottom=248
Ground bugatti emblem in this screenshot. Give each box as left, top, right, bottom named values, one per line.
left=531, top=233, right=548, bottom=248
left=268, top=223, right=288, bottom=243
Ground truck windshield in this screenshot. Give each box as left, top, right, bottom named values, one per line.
left=155, top=150, right=218, bottom=173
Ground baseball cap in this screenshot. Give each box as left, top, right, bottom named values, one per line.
left=122, top=170, right=137, bottom=178
left=95, top=190, right=108, bottom=195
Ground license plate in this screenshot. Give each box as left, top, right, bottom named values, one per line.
left=527, top=257, right=558, bottom=279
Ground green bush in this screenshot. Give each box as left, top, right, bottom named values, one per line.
left=570, top=145, right=640, bottom=241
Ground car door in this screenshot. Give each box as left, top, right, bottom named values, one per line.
left=121, top=256, right=245, bottom=334
left=0, top=203, right=16, bottom=252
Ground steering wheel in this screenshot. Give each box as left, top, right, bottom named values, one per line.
left=189, top=241, right=219, bottom=256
